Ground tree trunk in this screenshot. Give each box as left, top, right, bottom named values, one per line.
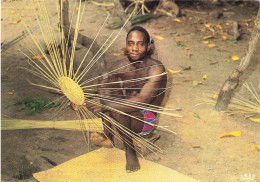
left=60, top=0, right=106, bottom=70
left=113, top=0, right=132, bottom=32
left=215, top=7, right=260, bottom=111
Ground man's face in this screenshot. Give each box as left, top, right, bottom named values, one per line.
left=126, top=30, right=150, bottom=62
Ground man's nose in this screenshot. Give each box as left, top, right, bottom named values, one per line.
left=132, top=44, right=139, bottom=51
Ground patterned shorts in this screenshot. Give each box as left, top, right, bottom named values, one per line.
left=139, top=110, right=157, bottom=136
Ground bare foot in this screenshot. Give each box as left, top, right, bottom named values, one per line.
left=126, top=152, right=140, bottom=173
left=90, top=133, right=113, bottom=148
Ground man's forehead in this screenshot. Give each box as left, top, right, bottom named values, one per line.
left=127, top=30, right=146, bottom=42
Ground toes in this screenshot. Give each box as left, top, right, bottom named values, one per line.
left=126, top=165, right=140, bottom=173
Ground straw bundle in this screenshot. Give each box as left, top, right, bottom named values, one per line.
left=198, top=82, right=260, bottom=120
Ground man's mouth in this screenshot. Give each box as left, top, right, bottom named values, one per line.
left=129, top=53, right=139, bottom=57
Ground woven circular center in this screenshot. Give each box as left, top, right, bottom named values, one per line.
left=59, top=76, right=85, bottom=105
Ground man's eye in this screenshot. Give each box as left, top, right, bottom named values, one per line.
left=138, top=42, right=144, bottom=46
left=128, top=42, right=133, bottom=46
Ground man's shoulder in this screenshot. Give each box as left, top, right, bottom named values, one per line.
left=146, top=58, right=165, bottom=71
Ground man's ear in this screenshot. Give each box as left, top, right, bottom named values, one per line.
left=147, top=43, right=151, bottom=52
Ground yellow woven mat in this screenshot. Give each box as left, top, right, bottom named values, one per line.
left=33, top=148, right=199, bottom=182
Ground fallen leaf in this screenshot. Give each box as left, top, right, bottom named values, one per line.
left=203, top=35, right=214, bottom=40
left=32, top=55, right=44, bottom=60
left=79, top=29, right=85, bottom=32
left=232, top=56, right=240, bottom=61
left=202, top=75, right=207, bottom=80
left=168, top=69, right=181, bottom=74
left=251, top=146, right=260, bottom=151
left=222, top=35, right=228, bottom=40
left=213, top=93, right=218, bottom=99
left=182, top=66, right=191, bottom=70
left=14, top=19, right=21, bottom=24
left=174, top=18, right=181, bottom=22
left=113, top=53, right=121, bottom=56
left=6, top=92, right=14, bottom=95
left=249, top=118, right=260, bottom=122
left=225, top=59, right=231, bottom=63
left=230, top=40, right=238, bottom=44
left=205, top=23, right=212, bottom=28
left=225, top=22, right=230, bottom=26
left=200, top=28, right=206, bottom=32
left=193, top=112, right=200, bottom=119
left=216, top=24, right=222, bottom=30
left=209, top=61, right=218, bottom=65
left=208, top=44, right=216, bottom=48
left=155, top=36, right=164, bottom=40
left=193, top=80, right=198, bottom=86
left=10, top=11, right=16, bottom=15
left=192, top=145, right=200, bottom=148
left=203, top=41, right=209, bottom=44
left=176, top=40, right=182, bottom=43
left=176, top=43, right=185, bottom=47
left=75, top=7, right=79, bottom=11
left=220, top=131, right=242, bottom=138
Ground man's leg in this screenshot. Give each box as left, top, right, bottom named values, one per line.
left=111, top=111, right=144, bottom=172
left=90, top=111, right=114, bottom=148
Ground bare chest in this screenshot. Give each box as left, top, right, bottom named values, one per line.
left=119, top=67, right=149, bottom=95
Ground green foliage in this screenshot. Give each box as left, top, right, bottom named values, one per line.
left=15, top=97, right=60, bottom=115
left=176, top=43, right=186, bottom=47
left=108, top=13, right=156, bottom=29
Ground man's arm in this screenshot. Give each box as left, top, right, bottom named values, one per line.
left=101, top=65, right=165, bottom=113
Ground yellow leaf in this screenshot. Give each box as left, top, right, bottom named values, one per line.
left=200, top=28, right=206, bottom=32
left=222, top=35, right=228, bottom=40
left=174, top=18, right=181, bottom=22
left=249, top=118, right=260, bottom=122
left=220, top=131, right=242, bottom=138
left=208, top=44, right=216, bottom=48
left=203, top=35, right=214, bottom=40
left=168, top=69, right=181, bottom=74
left=225, top=22, right=230, bottom=26
left=225, top=59, right=231, bottom=63
left=14, top=19, right=21, bottom=24
left=213, top=93, right=218, bottom=99
left=251, top=146, right=260, bottom=151
left=32, top=55, right=44, bottom=60
left=75, top=7, right=79, bottom=11
left=216, top=24, right=222, bottom=30
left=193, top=80, right=198, bottom=86
left=203, top=41, right=209, bottom=44
left=10, top=11, right=16, bottom=15
left=232, top=56, right=240, bottom=61
left=205, top=23, right=212, bottom=28
left=6, top=92, right=14, bottom=95
left=176, top=40, right=182, bottom=43
left=202, top=75, right=207, bottom=80
left=155, top=36, right=164, bottom=40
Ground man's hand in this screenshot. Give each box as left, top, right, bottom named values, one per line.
left=69, top=102, right=86, bottom=111
left=69, top=99, right=104, bottom=113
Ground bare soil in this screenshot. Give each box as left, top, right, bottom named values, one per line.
left=1, top=1, right=260, bottom=182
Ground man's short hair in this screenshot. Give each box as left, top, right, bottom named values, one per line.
left=126, top=26, right=150, bottom=44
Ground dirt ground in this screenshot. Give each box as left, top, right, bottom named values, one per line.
left=1, top=0, right=260, bottom=182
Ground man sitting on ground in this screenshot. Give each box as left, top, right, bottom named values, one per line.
left=87, top=26, right=167, bottom=172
